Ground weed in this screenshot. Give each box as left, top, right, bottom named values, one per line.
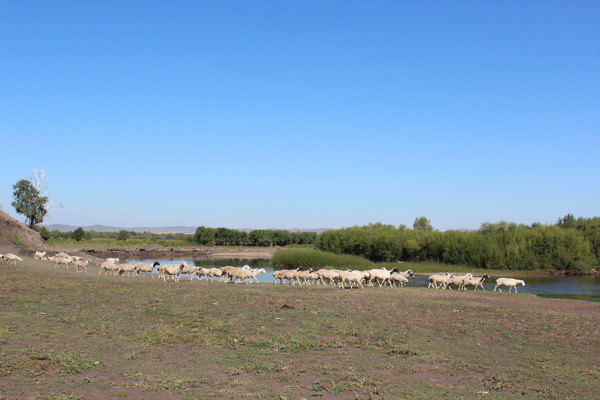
left=50, top=352, right=93, bottom=375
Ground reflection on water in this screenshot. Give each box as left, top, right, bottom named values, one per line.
left=123, top=258, right=600, bottom=303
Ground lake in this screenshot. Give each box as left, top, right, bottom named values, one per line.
left=124, top=258, right=600, bottom=303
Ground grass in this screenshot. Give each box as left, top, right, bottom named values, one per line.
left=0, top=258, right=598, bottom=399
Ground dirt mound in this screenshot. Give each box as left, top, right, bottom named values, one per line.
left=0, top=209, right=45, bottom=256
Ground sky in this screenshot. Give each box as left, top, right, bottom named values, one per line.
left=1, top=0, right=599, bottom=231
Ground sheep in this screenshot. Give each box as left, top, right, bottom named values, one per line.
left=99, top=260, right=119, bottom=275
left=205, top=267, right=222, bottom=281
left=246, top=268, right=266, bottom=283
left=390, top=269, right=415, bottom=287
left=273, top=268, right=299, bottom=285
left=221, top=265, right=254, bottom=284
left=118, top=263, right=137, bottom=277
left=427, top=273, right=453, bottom=289
left=34, top=251, right=47, bottom=260
left=3, top=253, right=23, bottom=265
left=0, top=254, right=4, bottom=262
left=73, top=259, right=92, bottom=273
left=389, top=272, right=409, bottom=287
left=338, top=270, right=369, bottom=289
left=192, top=267, right=211, bottom=280
left=158, top=262, right=186, bottom=283
left=463, top=274, right=490, bottom=291
left=56, top=251, right=69, bottom=258
left=293, top=268, right=316, bottom=285
left=224, top=266, right=253, bottom=284
left=367, top=267, right=400, bottom=287
left=494, top=278, right=526, bottom=293
left=135, top=261, right=160, bottom=278
left=106, top=258, right=120, bottom=264
left=54, top=256, right=72, bottom=269
left=179, top=263, right=198, bottom=281
left=445, top=273, right=474, bottom=291
left=314, top=269, right=341, bottom=285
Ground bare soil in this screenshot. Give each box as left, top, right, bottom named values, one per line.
left=0, top=210, right=44, bottom=256
left=1, top=257, right=598, bottom=400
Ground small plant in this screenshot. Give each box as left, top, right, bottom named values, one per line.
left=50, top=352, right=93, bottom=375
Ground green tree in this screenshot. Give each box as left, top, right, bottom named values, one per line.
left=12, top=179, right=49, bottom=228
left=117, top=230, right=130, bottom=241
left=194, top=226, right=216, bottom=245
left=72, top=227, right=86, bottom=242
left=38, top=226, right=51, bottom=241
left=413, top=216, right=433, bottom=231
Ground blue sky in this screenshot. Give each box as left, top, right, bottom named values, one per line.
left=1, top=0, right=598, bottom=231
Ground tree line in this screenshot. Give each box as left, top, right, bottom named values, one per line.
left=315, top=216, right=600, bottom=272
left=38, top=225, right=318, bottom=247
left=193, top=226, right=317, bottom=246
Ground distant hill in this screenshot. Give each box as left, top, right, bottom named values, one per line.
left=41, top=224, right=330, bottom=234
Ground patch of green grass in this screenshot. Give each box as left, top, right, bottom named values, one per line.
left=50, top=351, right=94, bottom=375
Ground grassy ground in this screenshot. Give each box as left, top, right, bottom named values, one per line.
left=1, top=258, right=599, bottom=400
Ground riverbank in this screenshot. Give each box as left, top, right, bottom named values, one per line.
left=1, top=258, right=598, bottom=399
left=41, top=245, right=279, bottom=261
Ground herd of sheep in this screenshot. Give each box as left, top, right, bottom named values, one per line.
left=0, top=251, right=526, bottom=293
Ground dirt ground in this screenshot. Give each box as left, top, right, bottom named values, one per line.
left=1, top=257, right=599, bottom=400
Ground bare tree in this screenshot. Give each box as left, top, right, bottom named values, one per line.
left=30, top=168, right=55, bottom=209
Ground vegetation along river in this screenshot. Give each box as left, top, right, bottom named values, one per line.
left=125, top=257, right=600, bottom=303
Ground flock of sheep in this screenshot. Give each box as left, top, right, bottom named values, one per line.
left=2, top=251, right=526, bottom=293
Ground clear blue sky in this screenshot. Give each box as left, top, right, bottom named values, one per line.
left=1, top=0, right=598, bottom=231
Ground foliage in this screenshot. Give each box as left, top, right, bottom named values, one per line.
left=36, top=226, right=52, bottom=241
left=11, top=179, right=49, bottom=228
left=193, top=226, right=317, bottom=247
left=71, top=227, right=85, bottom=242
left=413, top=216, right=433, bottom=231
left=316, top=217, right=598, bottom=272
left=117, top=230, right=130, bottom=241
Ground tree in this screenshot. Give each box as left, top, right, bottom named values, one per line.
left=72, top=227, right=86, bottom=242
left=12, top=179, right=49, bottom=228
left=118, top=230, right=130, bottom=241
left=413, top=216, right=433, bottom=231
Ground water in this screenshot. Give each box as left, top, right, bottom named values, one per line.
left=123, top=258, right=600, bottom=303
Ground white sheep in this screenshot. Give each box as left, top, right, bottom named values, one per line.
left=338, top=270, right=369, bottom=289
left=106, top=258, right=120, bottom=264
left=3, top=253, right=23, bottom=265
left=427, top=273, right=453, bottom=289
left=34, top=251, right=47, bottom=260
left=445, top=273, right=474, bottom=291
left=494, top=278, right=526, bottom=293
left=273, top=268, right=299, bottom=285
left=366, top=267, right=400, bottom=287
left=54, top=256, right=72, bottom=269
left=205, top=267, right=222, bottom=281
left=99, top=260, right=119, bottom=275
left=390, top=269, right=415, bottom=287
left=463, top=274, right=490, bottom=291
left=135, top=261, right=160, bottom=278
left=292, top=268, right=316, bottom=285
left=158, top=262, right=186, bottom=283
left=118, top=263, right=137, bottom=277
left=246, top=268, right=266, bottom=283
left=73, top=259, right=93, bottom=273
left=314, top=269, right=341, bottom=285
left=389, top=272, right=409, bottom=287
